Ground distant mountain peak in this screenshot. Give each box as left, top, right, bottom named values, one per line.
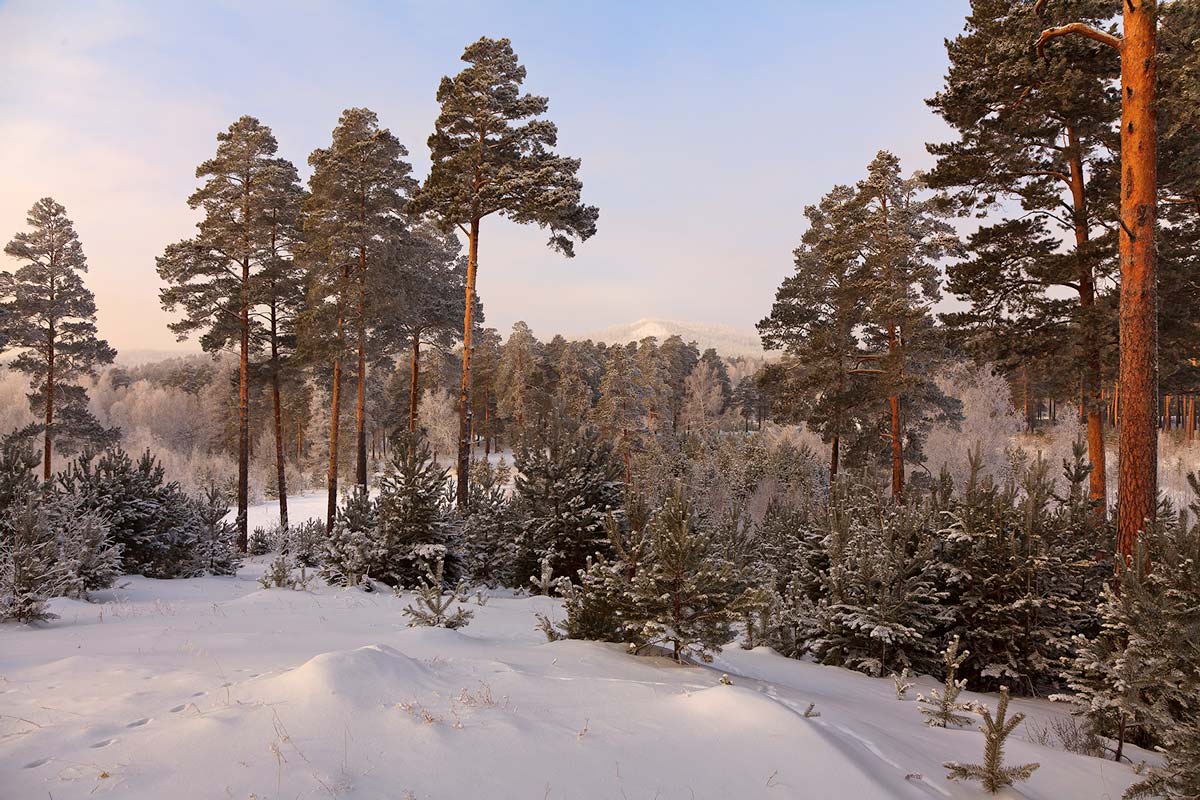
left=577, top=318, right=766, bottom=359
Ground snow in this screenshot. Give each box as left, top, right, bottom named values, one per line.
left=2, top=519, right=1148, bottom=798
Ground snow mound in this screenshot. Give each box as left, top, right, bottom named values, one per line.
left=255, top=644, right=434, bottom=708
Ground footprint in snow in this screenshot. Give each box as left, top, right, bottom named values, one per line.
left=23, top=758, right=50, bottom=769
left=168, top=705, right=186, bottom=713
left=191, top=691, right=205, bottom=697
left=89, top=738, right=117, bottom=749
left=127, top=717, right=151, bottom=728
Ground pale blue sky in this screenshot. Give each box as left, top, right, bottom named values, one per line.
left=0, top=0, right=971, bottom=354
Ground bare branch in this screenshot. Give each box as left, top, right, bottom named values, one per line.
left=1037, top=23, right=1122, bottom=59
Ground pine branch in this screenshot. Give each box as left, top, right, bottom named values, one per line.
left=1036, top=23, right=1122, bottom=59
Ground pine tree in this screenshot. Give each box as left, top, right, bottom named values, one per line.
left=460, top=457, right=519, bottom=587
left=944, top=687, right=1040, bottom=793
left=302, top=108, right=416, bottom=527
left=623, top=488, right=747, bottom=663
left=759, top=184, right=872, bottom=478
left=157, top=117, right=299, bottom=547
left=411, top=36, right=599, bottom=509
left=680, top=359, right=728, bottom=438
left=375, top=434, right=452, bottom=587
left=919, top=635, right=977, bottom=728
left=592, top=344, right=648, bottom=485
left=513, top=425, right=623, bottom=581
left=257, top=148, right=307, bottom=533
left=57, top=447, right=198, bottom=578
left=698, top=348, right=732, bottom=412
left=44, top=493, right=120, bottom=598
left=1036, top=0, right=1160, bottom=564
left=0, top=498, right=62, bottom=623
left=2, top=198, right=117, bottom=478
left=554, top=340, right=602, bottom=429
left=468, top=327, right=504, bottom=457
left=856, top=152, right=959, bottom=499
left=1157, top=2, right=1200, bottom=461
left=374, top=221, right=467, bottom=433
left=928, top=0, right=1120, bottom=511
left=402, top=556, right=474, bottom=629
left=495, top=321, right=547, bottom=441
left=633, top=338, right=671, bottom=434
left=189, top=486, right=242, bottom=576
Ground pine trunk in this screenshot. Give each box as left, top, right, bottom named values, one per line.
left=236, top=256, right=250, bottom=551
left=43, top=324, right=54, bottom=481
left=483, top=385, right=491, bottom=459
left=270, top=316, right=289, bottom=532
left=1187, top=395, right=1195, bottom=443
left=456, top=219, right=479, bottom=510
left=829, top=434, right=840, bottom=479
left=1115, top=0, right=1159, bottom=565
left=1067, top=128, right=1108, bottom=513
left=355, top=246, right=368, bottom=489
left=409, top=333, right=420, bottom=433
left=326, top=263, right=349, bottom=534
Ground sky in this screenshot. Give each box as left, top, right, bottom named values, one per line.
left=0, top=0, right=972, bottom=356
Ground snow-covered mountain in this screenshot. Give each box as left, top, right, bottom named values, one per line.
left=578, top=318, right=766, bottom=359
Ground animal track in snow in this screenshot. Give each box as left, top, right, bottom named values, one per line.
left=89, top=738, right=117, bottom=749
left=168, top=705, right=186, bottom=713
left=127, top=717, right=151, bottom=727
left=22, top=758, right=49, bottom=769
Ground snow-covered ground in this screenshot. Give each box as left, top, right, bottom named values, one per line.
left=2, top=510, right=1148, bottom=798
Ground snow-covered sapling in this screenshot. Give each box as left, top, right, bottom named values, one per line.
left=258, top=555, right=311, bottom=590
left=944, top=687, right=1039, bottom=793
left=530, top=554, right=556, bottom=596
left=919, top=636, right=976, bottom=727
left=402, top=557, right=474, bottom=629
left=1, top=499, right=63, bottom=623
left=892, top=667, right=915, bottom=700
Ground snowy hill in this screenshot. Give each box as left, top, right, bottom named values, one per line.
left=578, top=318, right=767, bottom=359
left=0, top=494, right=1148, bottom=800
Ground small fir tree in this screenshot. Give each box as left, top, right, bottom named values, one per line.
left=919, top=635, right=977, bottom=728
left=45, top=494, right=120, bottom=597
left=459, top=458, right=519, bottom=587
left=810, top=483, right=947, bottom=677
left=513, top=425, right=623, bottom=581
left=0, top=499, right=63, bottom=623
left=189, top=486, right=242, bottom=576
left=375, top=435, right=453, bottom=587
left=402, top=556, right=473, bottom=629
left=623, top=488, right=747, bottom=663
left=57, top=447, right=200, bottom=578
left=944, top=687, right=1040, bottom=793
left=1059, top=480, right=1200, bottom=794
left=320, top=488, right=381, bottom=588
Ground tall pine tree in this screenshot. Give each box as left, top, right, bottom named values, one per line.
left=927, top=0, right=1120, bottom=510
left=411, top=36, right=599, bottom=509
left=158, top=116, right=298, bottom=547
left=1036, top=0, right=1160, bottom=560
left=2, top=198, right=116, bottom=478
left=302, top=108, right=415, bottom=528
left=759, top=184, right=873, bottom=478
